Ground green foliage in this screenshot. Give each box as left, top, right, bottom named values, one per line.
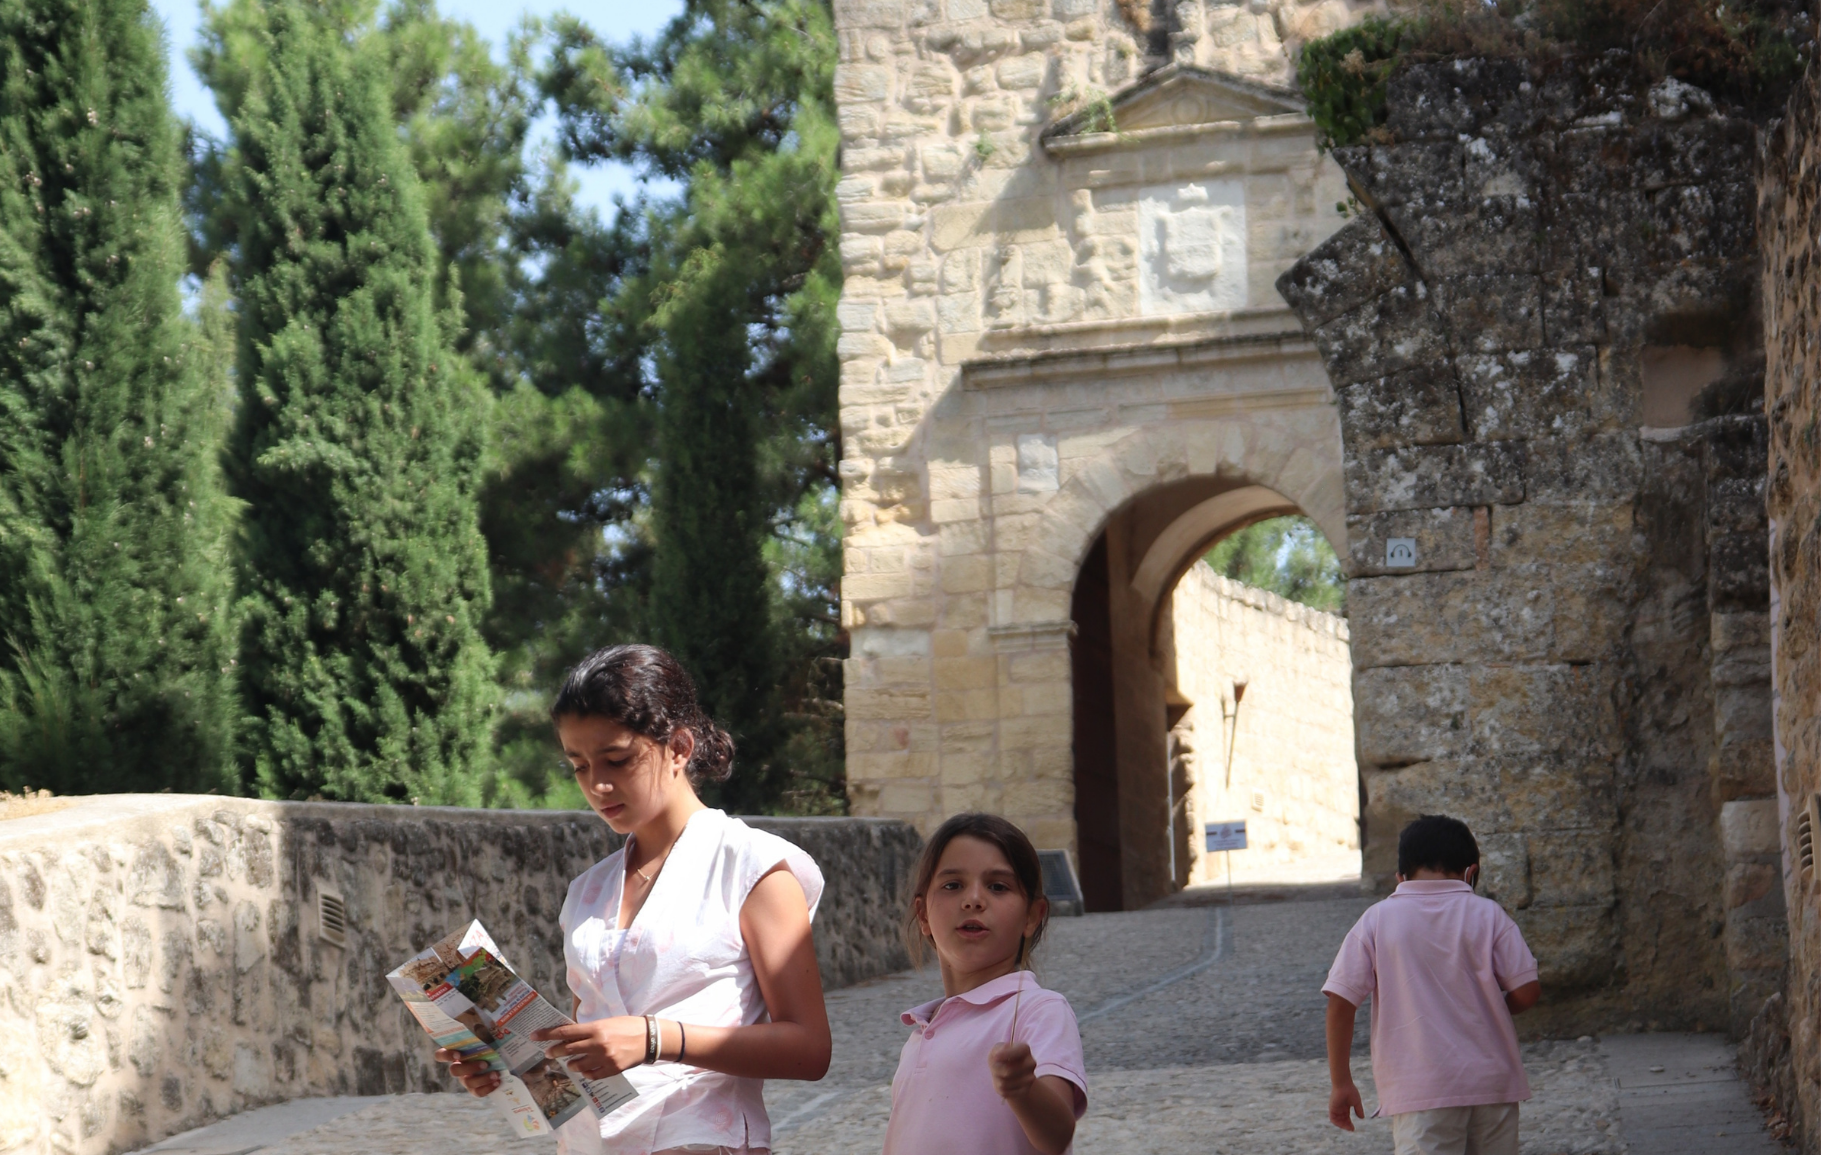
left=475, top=164, right=653, bottom=748
left=1049, top=85, right=1119, bottom=134
left=1297, top=16, right=1413, bottom=149
left=1298, top=1, right=1812, bottom=148
left=2, top=0, right=846, bottom=809
left=0, top=0, right=239, bottom=793
left=194, top=0, right=542, bottom=380
left=766, top=486, right=844, bottom=814
left=648, top=264, right=786, bottom=810
left=206, top=2, right=647, bottom=803
left=191, top=0, right=789, bottom=809
left=375, top=0, right=535, bottom=370
left=1203, top=516, right=1345, bottom=613
left=541, top=0, right=845, bottom=813
left=1520, top=0, right=1808, bottom=108
left=221, top=1, right=495, bottom=803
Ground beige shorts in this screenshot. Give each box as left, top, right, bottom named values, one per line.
left=1390, top=1102, right=1519, bottom=1155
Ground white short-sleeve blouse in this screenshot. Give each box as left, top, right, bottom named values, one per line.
left=555, top=807, right=824, bottom=1154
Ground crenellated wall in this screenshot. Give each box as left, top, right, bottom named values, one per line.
left=0, top=796, right=921, bottom=1155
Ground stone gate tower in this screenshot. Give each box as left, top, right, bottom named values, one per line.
left=831, top=0, right=1379, bottom=908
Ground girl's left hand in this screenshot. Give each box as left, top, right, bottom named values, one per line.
left=988, top=1041, right=1037, bottom=1100
left=531, top=1016, right=648, bottom=1078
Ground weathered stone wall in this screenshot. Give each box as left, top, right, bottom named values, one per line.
left=1760, top=54, right=1821, bottom=1150
left=1166, top=563, right=1357, bottom=885
left=1278, top=58, right=1777, bottom=1034
left=0, top=796, right=921, bottom=1155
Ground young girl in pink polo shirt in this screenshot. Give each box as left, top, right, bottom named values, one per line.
left=882, top=813, right=1089, bottom=1155
left=1323, top=814, right=1543, bottom=1155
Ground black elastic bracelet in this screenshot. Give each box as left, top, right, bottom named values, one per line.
left=678, top=1021, right=687, bottom=1063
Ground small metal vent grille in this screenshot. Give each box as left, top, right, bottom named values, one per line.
left=318, top=890, right=348, bottom=947
left=1799, top=810, right=1813, bottom=878
left=1801, top=796, right=1821, bottom=881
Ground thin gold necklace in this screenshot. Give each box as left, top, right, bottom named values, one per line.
left=630, top=839, right=672, bottom=886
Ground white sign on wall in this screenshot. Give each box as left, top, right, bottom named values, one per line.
left=1205, top=820, right=1248, bottom=852
left=1137, top=180, right=1247, bottom=317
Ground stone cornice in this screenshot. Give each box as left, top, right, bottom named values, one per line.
left=962, top=327, right=1321, bottom=390
left=977, top=305, right=1302, bottom=357
left=1043, top=112, right=1315, bottom=157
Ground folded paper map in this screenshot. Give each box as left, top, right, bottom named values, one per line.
left=388, top=920, right=637, bottom=1138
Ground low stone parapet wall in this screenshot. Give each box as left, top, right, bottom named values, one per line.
left=0, top=795, right=922, bottom=1155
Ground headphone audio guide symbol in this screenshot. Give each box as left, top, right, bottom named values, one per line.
left=1385, top=538, right=1417, bottom=568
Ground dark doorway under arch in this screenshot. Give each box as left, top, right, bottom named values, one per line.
left=1070, top=534, right=1121, bottom=912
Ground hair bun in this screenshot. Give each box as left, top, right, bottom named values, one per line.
left=689, top=721, right=736, bottom=783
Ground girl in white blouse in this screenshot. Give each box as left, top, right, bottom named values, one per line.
left=438, top=644, right=832, bottom=1154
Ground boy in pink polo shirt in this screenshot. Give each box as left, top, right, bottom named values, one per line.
left=1323, top=815, right=1542, bottom=1155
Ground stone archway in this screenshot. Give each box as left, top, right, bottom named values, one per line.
left=1068, top=479, right=1315, bottom=910
left=844, top=379, right=1349, bottom=909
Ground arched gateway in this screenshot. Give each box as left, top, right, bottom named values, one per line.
left=832, top=0, right=1367, bottom=908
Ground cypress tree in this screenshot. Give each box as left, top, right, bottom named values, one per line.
left=0, top=0, right=238, bottom=793
left=224, top=0, right=494, bottom=803
left=649, top=262, right=785, bottom=811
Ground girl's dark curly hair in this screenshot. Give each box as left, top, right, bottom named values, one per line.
left=551, top=644, right=735, bottom=786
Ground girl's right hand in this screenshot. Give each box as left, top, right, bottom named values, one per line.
left=435, top=1047, right=502, bottom=1097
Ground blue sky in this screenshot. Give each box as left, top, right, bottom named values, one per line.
left=148, top=0, right=686, bottom=216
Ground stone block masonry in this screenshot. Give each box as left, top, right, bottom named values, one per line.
left=1280, top=58, right=1777, bottom=1036
left=0, top=795, right=921, bottom=1155
left=1759, top=52, right=1821, bottom=1153
left=1167, top=564, right=1357, bottom=886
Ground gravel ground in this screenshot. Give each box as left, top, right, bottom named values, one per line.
left=146, top=892, right=1757, bottom=1155
left=222, top=1043, right=1620, bottom=1155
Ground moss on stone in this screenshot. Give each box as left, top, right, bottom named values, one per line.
left=1298, top=0, right=1812, bottom=149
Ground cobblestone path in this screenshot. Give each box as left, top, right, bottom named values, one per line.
left=144, top=893, right=1775, bottom=1155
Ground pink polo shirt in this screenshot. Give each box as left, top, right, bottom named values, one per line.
left=1322, top=880, right=1538, bottom=1116
left=883, top=970, right=1088, bottom=1155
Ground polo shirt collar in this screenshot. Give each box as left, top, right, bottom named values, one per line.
left=1392, top=879, right=1473, bottom=895
left=901, top=969, right=1032, bottom=1026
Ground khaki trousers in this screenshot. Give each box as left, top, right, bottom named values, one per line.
left=1390, top=1102, right=1519, bottom=1155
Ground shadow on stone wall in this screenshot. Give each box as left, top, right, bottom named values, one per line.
left=0, top=795, right=920, bottom=1155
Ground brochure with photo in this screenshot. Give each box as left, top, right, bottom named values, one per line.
left=387, top=920, right=638, bottom=1137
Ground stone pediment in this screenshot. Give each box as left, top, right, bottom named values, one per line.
left=1041, top=64, right=1308, bottom=155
